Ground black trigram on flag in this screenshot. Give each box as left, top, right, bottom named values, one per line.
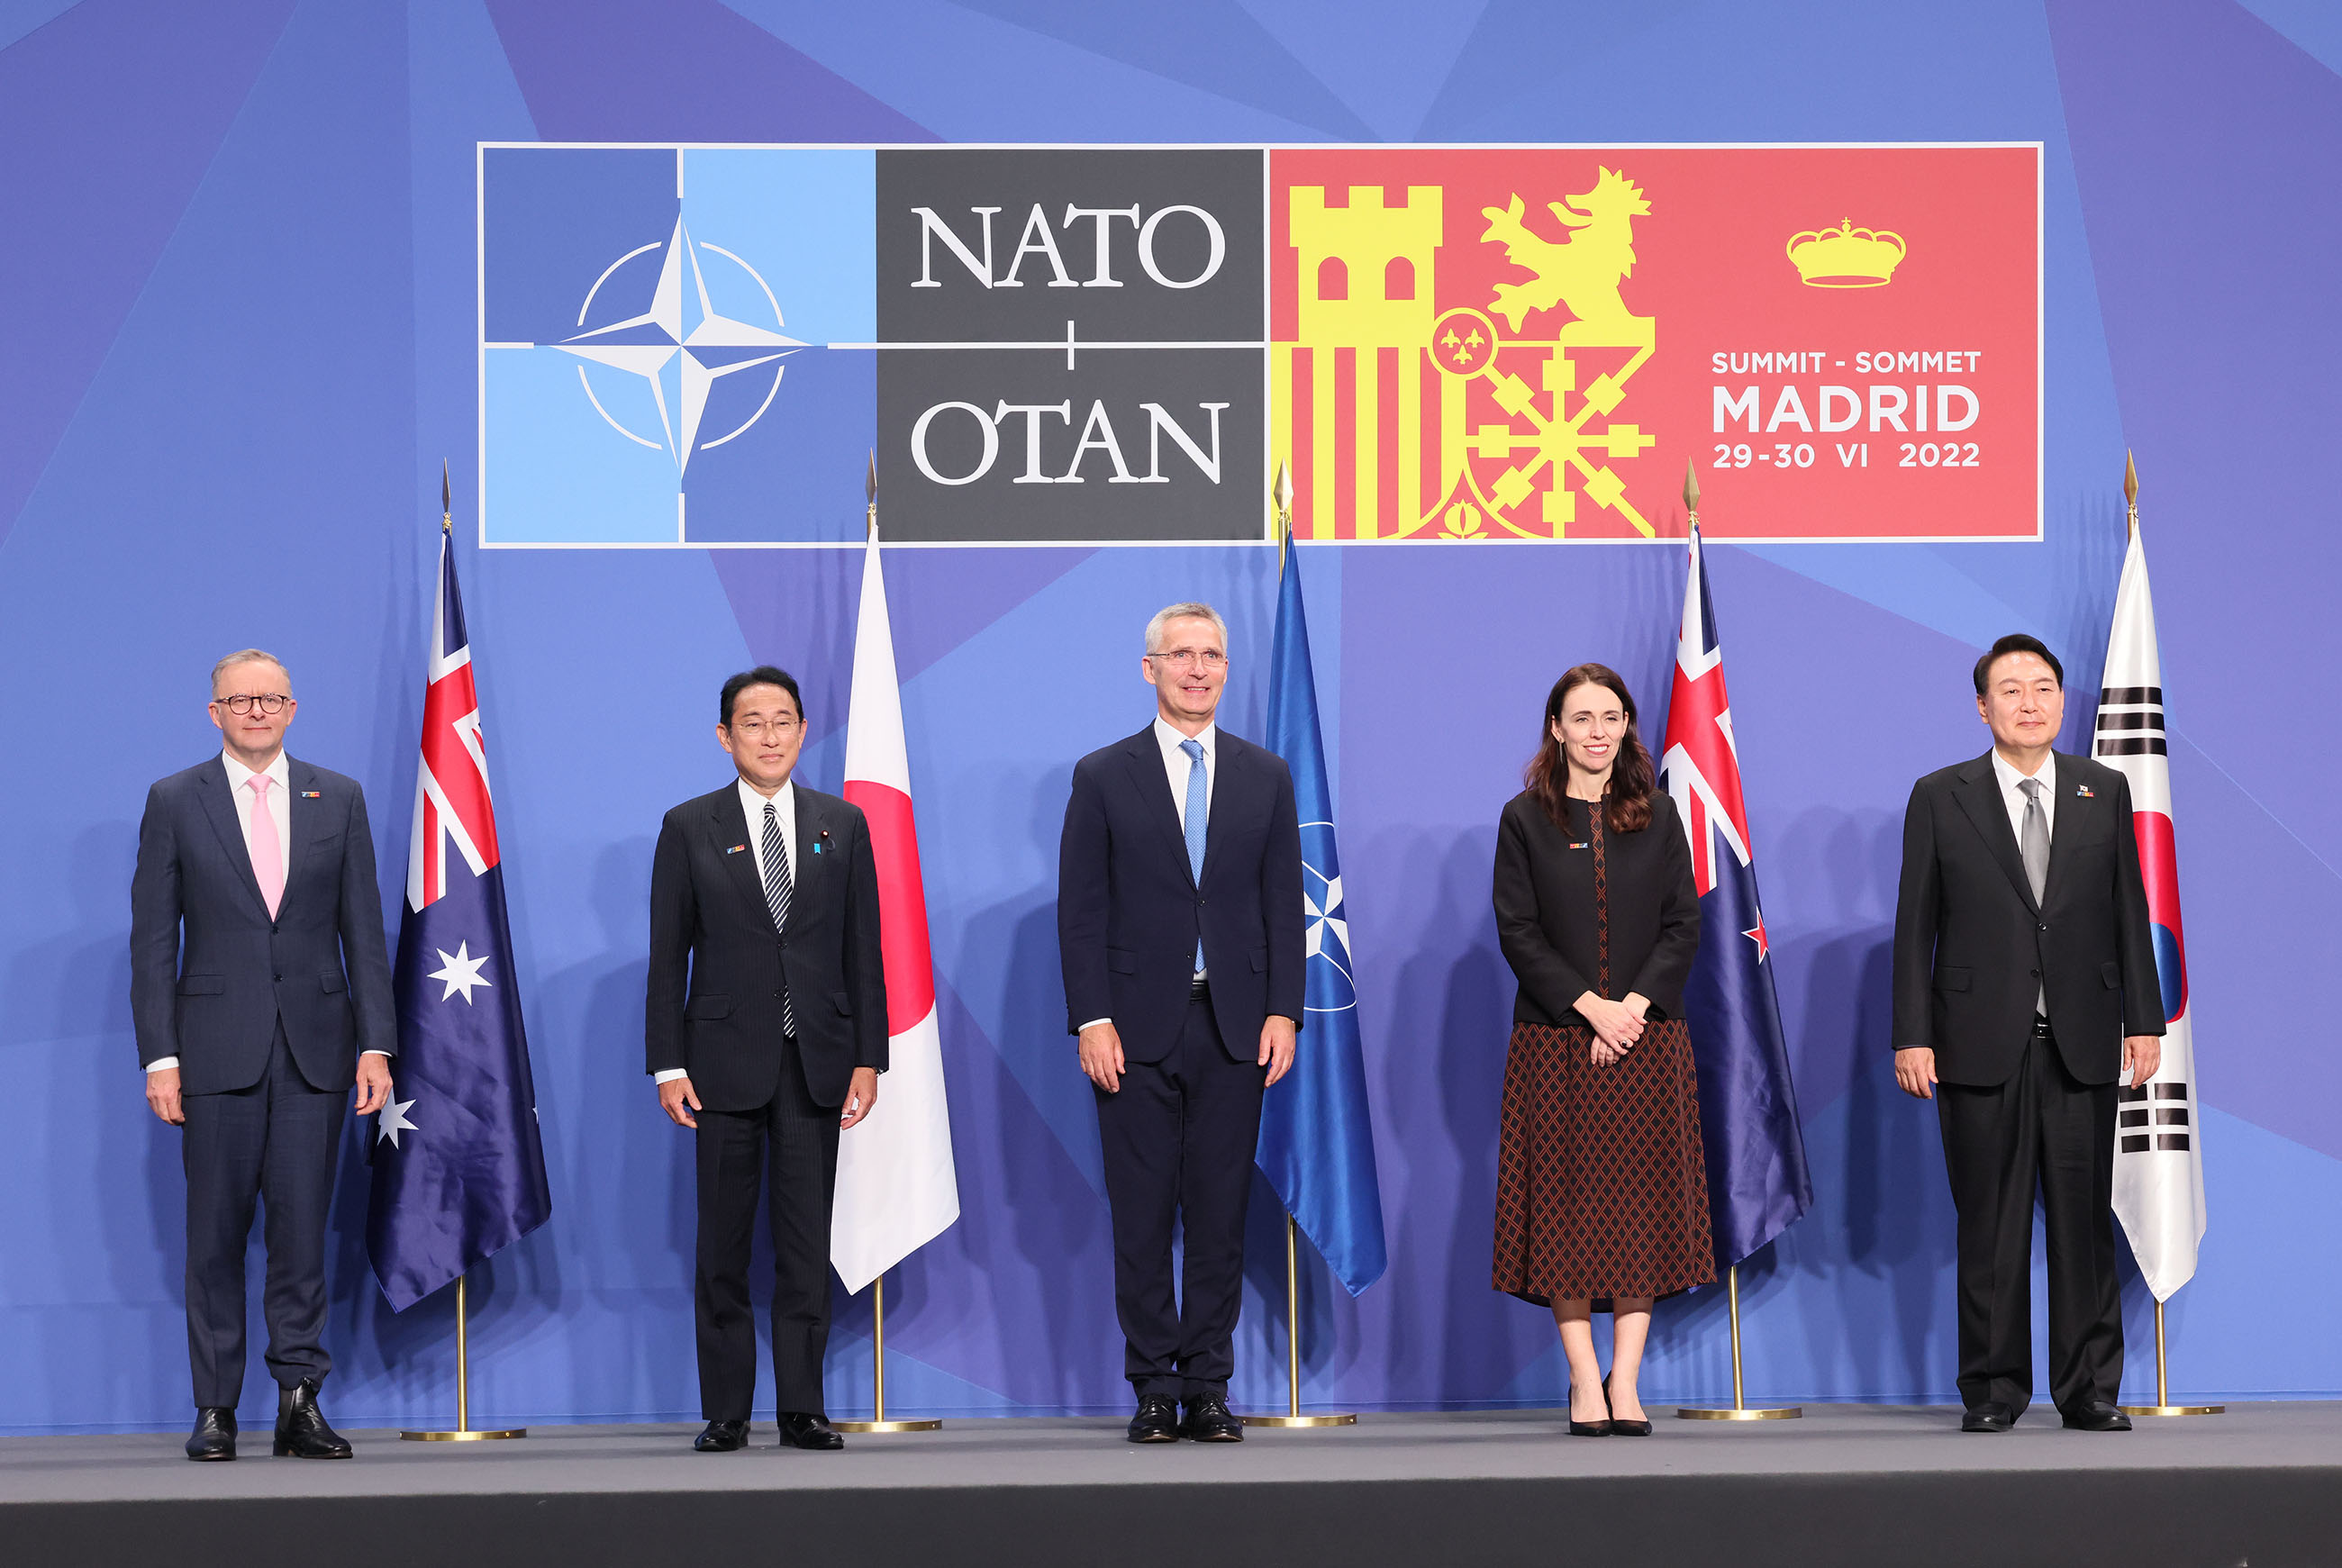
left=2118, top=1080, right=2192, bottom=1154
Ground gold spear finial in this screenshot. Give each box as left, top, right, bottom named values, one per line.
left=866, top=449, right=878, bottom=538
left=1683, top=458, right=1701, bottom=521
left=1273, top=459, right=1293, bottom=561
left=440, top=459, right=452, bottom=536
left=2123, top=449, right=2138, bottom=539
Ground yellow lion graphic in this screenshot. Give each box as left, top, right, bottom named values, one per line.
left=1479, top=168, right=1652, bottom=333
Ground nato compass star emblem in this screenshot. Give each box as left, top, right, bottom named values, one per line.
left=559, top=217, right=803, bottom=472
left=1301, top=821, right=1357, bottom=1012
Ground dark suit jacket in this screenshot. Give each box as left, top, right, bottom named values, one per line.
left=1892, top=750, right=2165, bottom=1086
left=1493, top=791, right=1700, bottom=1026
left=646, top=782, right=887, bottom=1112
left=1058, top=724, right=1305, bottom=1065
left=130, top=755, right=395, bottom=1095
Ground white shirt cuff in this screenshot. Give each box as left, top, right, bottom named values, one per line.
left=653, top=1068, right=689, bottom=1084
left=146, top=1057, right=178, bottom=1074
left=1076, top=1019, right=1112, bottom=1034
left=361, top=1050, right=391, bottom=1060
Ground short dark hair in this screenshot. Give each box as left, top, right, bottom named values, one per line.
left=1973, top=634, right=2063, bottom=695
left=719, top=666, right=803, bottom=727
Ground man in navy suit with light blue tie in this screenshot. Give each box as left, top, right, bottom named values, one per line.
left=1059, top=603, right=1304, bottom=1444
left=132, top=650, right=395, bottom=1461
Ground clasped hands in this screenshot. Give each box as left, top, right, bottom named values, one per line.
left=1575, top=992, right=1651, bottom=1066
left=1078, top=1014, right=1296, bottom=1094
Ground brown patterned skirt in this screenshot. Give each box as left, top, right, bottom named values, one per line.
left=1492, top=1017, right=1714, bottom=1305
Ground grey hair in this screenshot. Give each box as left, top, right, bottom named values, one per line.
left=1144, top=602, right=1228, bottom=656
left=211, top=648, right=290, bottom=695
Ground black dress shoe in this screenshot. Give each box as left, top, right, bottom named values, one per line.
left=186, top=1408, right=236, bottom=1462
left=1602, top=1374, right=1652, bottom=1437
left=273, top=1379, right=352, bottom=1458
left=1180, top=1396, right=1244, bottom=1443
left=2062, top=1401, right=2133, bottom=1432
left=777, top=1412, right=845, bottom=1451
left=1566, top=1380, right=1612, bottom=1437
left=1127, top=1395, right=1181, bottom=1443
left=1961, top=1401, right=2018, bottom=1434
left=693, top=1419, right=749, bottom=1452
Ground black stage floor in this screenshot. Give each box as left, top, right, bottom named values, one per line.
left=7, top=1402, right=2337, bottom=1567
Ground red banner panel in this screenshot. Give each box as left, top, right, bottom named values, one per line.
left=1269, top=145, right=2040, bottom=542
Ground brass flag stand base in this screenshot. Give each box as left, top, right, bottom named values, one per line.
left=401, top=1275, right=527, bottom=1441
left=1242, top=1217, right=1357, bottom=1428
left=1676, top=1265, right=1802, bottom=1421
left=2120, top=1299, right=2224, bottom=1418
left=832, top=1273, right=943, bottom=1433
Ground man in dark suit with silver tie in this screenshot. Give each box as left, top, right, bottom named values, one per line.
left=1893, top=634, right=2165, bottom=1433
left=132, top=649, right=395, bottom=1461
left=1059, top=603, right=1304, bottom=1444
left=647, top=666, right=887, bottom=1453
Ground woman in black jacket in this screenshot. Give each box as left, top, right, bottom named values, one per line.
left=1491, top=664, right=1712, bottom=1436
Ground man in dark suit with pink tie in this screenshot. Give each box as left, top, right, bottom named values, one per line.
left=132, top=650, right=395, bottom=1461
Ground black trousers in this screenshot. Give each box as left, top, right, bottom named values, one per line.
left=1937, top=1020, right=2123, bottom=1417
left=694, top=1038, right=840, bottom=1421
left=1094, top=991, right=1267, bottom=1403
left=181, top=1023, right=344, bottom=1409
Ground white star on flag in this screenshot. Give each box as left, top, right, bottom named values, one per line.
left=427, top=940, right=494, bottom=1003
left=377, top=1097, right=419, bottom=1148
left=1305, top=871, right=1351, bottom=971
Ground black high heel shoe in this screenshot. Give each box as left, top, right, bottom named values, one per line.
left=1603, top=1373, right=1652, bottom=1437
left=1567, top=1380, right=1613, bottom=1437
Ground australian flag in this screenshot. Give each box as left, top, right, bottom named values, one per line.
left=1257, top=536, right=1388, bottom=1295
left=367, top=532, right=552, bottom=1311
left=1657, top=526, right=1812, bottom=1272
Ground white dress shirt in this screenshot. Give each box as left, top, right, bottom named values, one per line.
left=1989, top=748, right=2057, bottom=846
left=150, top=750, right=388, bottom=1074
left=655, top=777, right=797, bottom=1085
left=1990, top=748, right=2055, bottom=1020
left=1079, top=720, right=1217, bottom=1034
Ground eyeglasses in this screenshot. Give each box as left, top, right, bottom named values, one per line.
left=1148, top=648, right=1227, bottom=670
left=730, top=716, right=801, bottom=740
left=213, top=693, right=291, bottom=715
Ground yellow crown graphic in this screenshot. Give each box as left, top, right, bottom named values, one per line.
left=1785, top=219, right=1907, bottom=288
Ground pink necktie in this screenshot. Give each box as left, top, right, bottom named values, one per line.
left=248, top=775, right=286, bottom=918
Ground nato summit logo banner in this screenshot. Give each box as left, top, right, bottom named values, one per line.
left=480, top=143, right=2036, bottom=548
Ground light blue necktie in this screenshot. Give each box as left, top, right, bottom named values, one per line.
left=1181, top=739, right=1208, bottom=973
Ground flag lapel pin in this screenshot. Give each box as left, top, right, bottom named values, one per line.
left=1568, top=841, right=1589, bottom=850
left=724, top=844, right=748, bottom=855
left=299, top=790, right=322, bottom=799
left=2076, top=784, right=2094, bottom=798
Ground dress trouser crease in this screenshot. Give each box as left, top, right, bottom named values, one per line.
left=1095, top=992, right=1266, bottom=1403
left=694, top=1035, right=840, bottom=1421
left=1937, top=1022, right=2123, bottom=1417
left=181, top=1023, right=344, bottom=1409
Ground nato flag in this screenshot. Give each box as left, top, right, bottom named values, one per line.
left=366, top=535, right=552, bottom=1311
left=1257, top=538, right=1388, bottom=1295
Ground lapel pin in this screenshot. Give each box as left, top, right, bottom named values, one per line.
left=815, top=828, right=831, bottom=856
left=1568, top=841, right=1589, bottom=850
left=299, top=790, right=322, bottom=799
left=725, top=844, right=748, bottom=855
left=2075, top=784, right=2094, bottom=798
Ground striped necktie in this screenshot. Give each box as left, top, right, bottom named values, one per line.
left=761, top=802, right=797, bottom=1038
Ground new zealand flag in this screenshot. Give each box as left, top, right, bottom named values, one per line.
left=366, top=532, right=552, bottom=1311
left=1658, top=526, right=1813, bottom=1272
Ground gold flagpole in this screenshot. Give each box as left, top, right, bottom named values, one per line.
left=1664, top=463, right=1799, bottom=1425
left=1241, top=462, right=1355, bottom=1432
left=831, top=451, right=941, bottom=1437
left=2107, top=455, right=2221, bottom=1421
left=399, top=466, right=525, bottom=1445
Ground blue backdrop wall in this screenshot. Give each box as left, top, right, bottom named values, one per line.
left=4, top=0, right=2338, bottom=1432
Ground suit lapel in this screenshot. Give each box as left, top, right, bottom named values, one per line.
left=1127, top=729, right=1195, bottom=888
left=790, top=791, right=827, bottom=930
left=1200, top=734, right=1239, bottom=885
left=195, top=758, right=270, bottom=918
left=1951, top=753, right=2039, bottom=915
left=710, top=787, right=773, bottom=929
left=279, top=758, right=326, bottom=913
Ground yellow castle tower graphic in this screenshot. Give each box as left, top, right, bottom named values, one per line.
left=1275, top=171, right=1659, bottom=540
